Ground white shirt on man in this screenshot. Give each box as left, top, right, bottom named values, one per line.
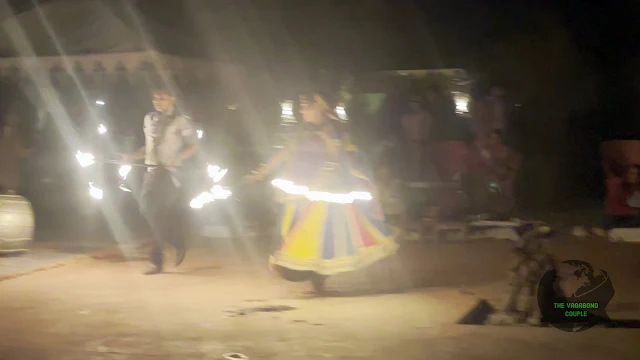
left=143, top=110, right=195, bottom=168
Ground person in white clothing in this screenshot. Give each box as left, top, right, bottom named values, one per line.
left=123, top=87, right=197, bottom=275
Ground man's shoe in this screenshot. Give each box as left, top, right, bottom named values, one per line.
left=175, top=247, right=186, bottom=267
left=144, top=266, right=162, bottom=275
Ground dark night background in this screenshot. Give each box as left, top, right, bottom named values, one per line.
left=4, top=0, right=639, bottom=210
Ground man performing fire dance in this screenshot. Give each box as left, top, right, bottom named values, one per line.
left=244, top=84, right=398, bottom=294
left=124, top=87, right=197, bottom=275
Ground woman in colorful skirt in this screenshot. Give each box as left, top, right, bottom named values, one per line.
left=244, top=90, right=398, bottom=294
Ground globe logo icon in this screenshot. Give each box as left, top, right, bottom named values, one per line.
left=537, top=260, right=615, bottom=332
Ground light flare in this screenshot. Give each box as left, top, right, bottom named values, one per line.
left=455, top=99, right=469, bottom=114
left=270, top=178, right=372, bottom=204
left=89, top=182, right=103, bottom=200
left=210, top=185, right=232, bottom=200
left=452, top=92, right=470, bottom=114
left=119, top=165, right=132, bottom=179
left=280, top=100, right=295, bottom=120
left=75, top=151, right=95, bottom=168
left=207, top=165, right=228, bottom=183
left=336, top=106, right=348, bottom=121
left=189, top=186, right=232, bottom=209
left=190, top=191, right=214, bottom=209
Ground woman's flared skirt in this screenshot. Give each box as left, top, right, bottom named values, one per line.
left=269, top=200, right=399, bottom=276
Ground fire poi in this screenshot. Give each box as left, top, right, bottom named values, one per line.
left=75, top=123, right=232, bottom=209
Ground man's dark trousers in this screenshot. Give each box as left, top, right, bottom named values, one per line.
left=140, top=168, right=187, bottom=269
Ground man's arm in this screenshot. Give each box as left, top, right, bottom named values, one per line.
left=125, top=146, right=146, bottom=161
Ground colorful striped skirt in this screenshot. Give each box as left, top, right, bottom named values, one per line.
left=269, top=199, right=399, bottom=276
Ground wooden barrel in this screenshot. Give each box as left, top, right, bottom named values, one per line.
left=0, top=194, right=35, bottom=253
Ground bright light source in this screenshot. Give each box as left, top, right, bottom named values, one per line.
left=270, top=178, right=372, bottom=204
left=305, top=190, right=372, bottom=204
left=281, top=100, right=295, bottom=120
left=207, top=164, right=228, bottom=183
left=119, top=165, right=132, bottom=179
left=210, top=185, right=232, bottom=200
left=89, top=182, right=103, bottom=200
left=455, top=99, right=468, bottom=114
left=271, top=179, right=309, bottom=195
left=336, top=106, right=348, bottom=121
left=452, top=92, right=470, bottom=115
left=97, top=123, right=107, bottom=134
left=197, top=129, right=203, bottom=139
left=95, top=100, right=105, bottom=106
left=189, top=185, right=232, bottom=209
left=190, top=199, right=204, bottom=209
left=190, top=191, right=214, bottom=209
left=75, top=151, right=95, bottom=168
left=346, top=191, right=373, bottom=201
left=119, top=184, right=131, bottom=192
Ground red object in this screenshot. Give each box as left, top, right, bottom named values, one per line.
left=428, top=141, right=490, bottom=179
left=601, top=140, right=640, bottom=215
left=470, top=99, right=492, bottom=149
left=605, top=177, right=638, bottom=216
left=601, top=140, right=640, bottom=177
left=428, top=141, right=472, bottom=179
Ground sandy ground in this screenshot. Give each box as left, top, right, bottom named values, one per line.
left=1, top=235, right=639, bottom=359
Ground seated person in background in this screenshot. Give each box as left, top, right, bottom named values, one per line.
left=375, top=152, right=406, bottom=230
left=375, top=97, right=440, bottom=237
left=605, top=165, right=640, bottom=229
left=486, top=130, right=521, bottom=216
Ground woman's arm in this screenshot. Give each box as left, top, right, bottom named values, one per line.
left=248, top=144, right=295, bottom=181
